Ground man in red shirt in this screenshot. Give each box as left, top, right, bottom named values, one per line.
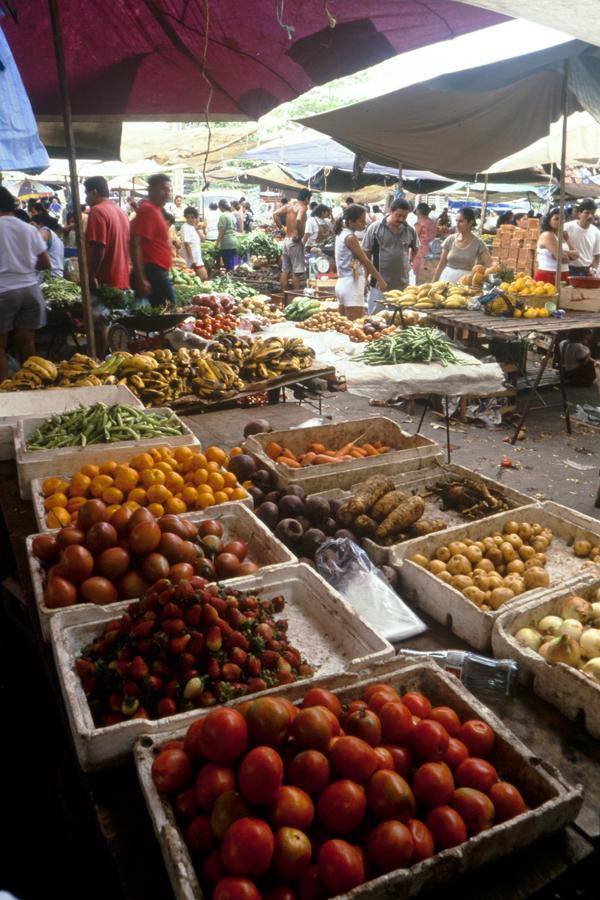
left=130, top=173, right=174, bottom=306
left=84, top=175, right=131, bottom=357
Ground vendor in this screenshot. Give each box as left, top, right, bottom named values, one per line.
left=433, top=207, right=491, bottom=283
left=304, top=204, right=333, bottom=251
left=535, top=207, right=578, bottom=284
left=180, top=206, right=208, bottom=281
left=412, top=202, right=438, bottom=281
left=564, top=199, right=600, bottom=277
left=31, top=211, right=65, bottom=278
left=362, top=198, right=417, bottom=313
left=335, top=204, right=387, bottom=320
left=559, top=328, right=597, bottom=386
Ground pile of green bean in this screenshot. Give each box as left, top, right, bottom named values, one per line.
left=356, top=326, right=471, bottom=367
left=26, top=404, right=185, bottom=450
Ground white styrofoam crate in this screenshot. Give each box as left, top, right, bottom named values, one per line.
left=0, top=384, right=143, bottom=460
left=243, top=416, right=441, bottom=492
left=134, top=658, right=582, bottom=900
left=399, top=502, right=600, bottom=651
left=50, top=563, right=393, bottom=770
left=15, top=407, right=198, bottom=499
left=492, top=576, right=600, bottom=739
left=28, top=502, right=294, bottom=640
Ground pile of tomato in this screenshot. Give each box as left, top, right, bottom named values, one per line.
left=151, top=682, right=528, bottom=899
left=192, top=313, right=239, bottom=340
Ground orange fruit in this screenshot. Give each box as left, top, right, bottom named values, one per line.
left=193, top=468, right=209, bottom=486
left=127, top=487, right=147, bottom=506
left=156, top=447, right=174, bottom=460
left=123, top=500, right=140, bottom=511
left=166, top=472, right=184, bottom=493
left=224, top=487, right=235, bottom=498
left=206, top=461, right=222, bottom=473
left=91, top=474, right=114, bottom=498
left=155, top=460, right=174, bottom=476
left=102, top=486, right=125, bottom=505
left=146, top=484, right=171, bottom=504
left=197, top=492, right=216, bottom=509
left=223, top=471, right=238, bottom=488
left=213, top=491, right=229, bottom=505
left=130, top=452, right=154, bottom=471
left=141, top=467, right=166, bottom=487
left=105, top=503, right=121, bottom=517
left=44, top=492, right=69, bottom=511
left=42, top=476, right=66, bottom=497
left=183, top=471, right=196, bottom=483
left=191, top=452, right=208, bottom=469
left=181, top=486, right=199, bottom=505
left=206, top=446, right=227, bottom=465
left=69, top=473, right=92, bottom=498
left=149, top=447, right=161, bottom=461
left=165, top=497, right=187, bottom=514
left=46, top=507, right=71, bottom=528
left=207, top=471, right=225, bottom=491
left=66, top=496, right=87, bottom=514
left=174, top=446, right=194, bottom=464
left=99, top=461, right=118, bottom=476
left=196, top=483, right=213, bottom=495
left=147, top=503, right=165, bottom=518
left=114, top=465, right=139, bottom=493
left=229, top=446, right=243, bottom=458
left=80, top=464, right=100, bottom=479
left=231, top=487, right=249, bottom=501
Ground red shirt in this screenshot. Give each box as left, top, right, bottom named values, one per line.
left=86, top=200, right=131, bottom=289
left=130, top=200, right=172, bottom=270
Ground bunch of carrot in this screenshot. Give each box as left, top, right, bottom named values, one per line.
left=265, top=438, right=391, bottom=468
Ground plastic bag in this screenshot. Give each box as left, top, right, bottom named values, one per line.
left=314, top=539, right=426, bottom=643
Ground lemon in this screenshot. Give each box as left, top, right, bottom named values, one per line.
left=544, top=283, right=556, bottom=295
left=538, top=307, right=549, bottom=317
left=513, top=309, right=523, bottom=318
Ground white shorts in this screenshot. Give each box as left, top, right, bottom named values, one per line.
left=336, top=274, right=365, bottom=308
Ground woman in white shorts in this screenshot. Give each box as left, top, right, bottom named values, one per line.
left=334, top=205, right=387, bottom=319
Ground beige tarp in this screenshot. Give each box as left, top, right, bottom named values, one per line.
left=462, top=1, right=600, bottom=49
left=486, top=112, right=600, bottom=172
left=120, top=124, right=258, bottom=167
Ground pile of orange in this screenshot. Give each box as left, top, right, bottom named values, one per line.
left=40, top=445, right=248, bottom=528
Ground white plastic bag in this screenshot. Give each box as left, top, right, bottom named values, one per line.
left=315, top=539, right=427, bottom=643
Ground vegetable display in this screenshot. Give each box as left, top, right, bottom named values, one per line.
left=38, top=445, right=247, bottom=528
left=41, top=275, right=82, bottom=308
left=298, top=311, right=398, bottom=342
left=355, top=327, right=469, bottom=367
left=432, top=479, right=513, bottom=519
left=283, top=298, right=321, bottom=321
left=335, top=476, right=441, bottom=544
left=384, top=282, right=473, bottom=310
left=265, top=438, right=391, bottom=468
left=150, top=680, right=528, bottom=898
left=26, top=404, right=184, bottom=450
left=76, top=575, right=313, bottom=723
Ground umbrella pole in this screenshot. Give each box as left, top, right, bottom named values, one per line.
left=480, top=174, right=489, bottom=234
left=48, top=0, right=96, bottom=358
left=555, top=62, right=569, bottom=297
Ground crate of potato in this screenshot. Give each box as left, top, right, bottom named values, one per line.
left=244, top=417, right=440, bottom=492
left=27, top=501, right=296, bottom=640
left=30, top=444, right=250, bottom=532
left=49, top=562, right=393, bottom=770
left=399, top=502, right=600, bottom=651
left=492, top=577, right=600, bottom=739
left=134, top=658, right=581, bottom=900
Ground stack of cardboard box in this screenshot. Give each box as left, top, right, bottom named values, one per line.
left=491, top=220, right=539, bottom=275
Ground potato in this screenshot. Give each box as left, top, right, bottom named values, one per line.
left=506, top=559, right=525, bottom=575
left=532, top=537, right=549, bottom=553
left=523, top=567, right=550, bottom=590
left=408, top=553, right=429, bottom=568
left=541, top=528, right=553, bottom=542
left=534, top=552, right=547, bottom=567
left=435, top=546, right=451, bottom=563
left=496, top=564, right=506, bottom=576
left=504, top=533, right=523, bottom=550
left=532, top=524, right=542, bottom=536
left=450, top=574, right=473, bottom=591
left=465, top=546, right=483, bottom=565
left=487, top=573, right=505, bottom=590
left=574, top=540, right=592, bottom=558
left=447, top=554, right=472, bottom=576
left=463, top=586, right=486, bottom=606
left=519, top=545, right=536, bottom=561
left=483, top=537, right=496, bottom=550
left=438, top=571, right=453, bottom=584
left=428, top=559, right=447, bottom=575
left=524, top=556, right=544, bottom=570
left=474, top=541, right=486, bottom=552
left=518, top=523, right=533, bottom=541
left=503, top=575, right=525, bottom=595
left=500, top=542, right=517, bottom=562
left=503, top=521, right=520, bottom=535
left=485, top=547, right=503, bottom=568
left=475, top=559, right=495, bottom=573
left=448, top=541, right=468, bottom=557
left=489, top=587, right=515, bottom=610
left=473, top=572, right=491, bottom=592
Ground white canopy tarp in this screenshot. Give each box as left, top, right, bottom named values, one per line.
left=462, top=1, right=600, bottom=49
left=120, top=123, right=258, bottom=167
left=486, top=112, right=600, bottom=173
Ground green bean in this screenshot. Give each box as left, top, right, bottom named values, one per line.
left=355, top=327, right=477, bottom=368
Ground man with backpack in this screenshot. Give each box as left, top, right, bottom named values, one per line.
left=362, top=199, right=418, bottom=314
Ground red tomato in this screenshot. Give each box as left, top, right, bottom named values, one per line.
left=429, top=706, right=461, bottom=737
left=174, top=786, right=198, bottom=820
left=60, top=544, right=94, bottom=583
left=44, top=576, right=77, bottom=609
left=183, top=719, right=205, bottom=758
left=185, top=814, right=215, bottom=853
left=343, top=700, right=368, bottom=721
left=364, top=682, right=399, bottom=703
left=490, top=782, right=527, bottom=822
left=329, top=736, right=378, bottom=783
left=80, top=576, right=118, bottom=605
left=288, top=750, right=331, bottom=796
left=412, top=761, right=455, bottom=807
left=221, top=817, right=274, bottom=877
left=455, top=758, right=499, bottom=794
left=458, top=720, right=495, bottom=757
left=194, top=763, right=235, bottom=809
left=291, top=707, right=334, bottom=752
left=210, top=790, right=251, bottom=840
left=199, top=708, right=249, bottom=763
left=379, top=701, right=414, bottom=743
left=318, top=840, right=366, bottom=895
left=316, top=779, right=366, bottom=834
left=365, top=769, right=415, bottom=822
left=263, top=887, right=296, bottom=900
left=367, top=820, right=413, bottom=872
left=410, top=719, right=450, bottom=762
left=382, top=744, right=413, bottom=779
left=443, top=738, right=469, bottom=771
left=344, top=708, right=382, bottom=747
left=373, top=745, right=395, bottom=771
left=213, top=877, right=261, bottom=900
left=246, top=697, right=292, bottom=748
left=151, top=748, right=192, bottom=794
left=366, top=688, right=399, bottom=714
left=273, top=826, right=312, bottom=881
left=239, top=746, right=284, bottom=804
left=450, top=787, right=495, bottom=835
left=270, top=785, right=315, bottom=831
left=203, top=848, right=227, bottom=885
left=302, top=688, right=342, bottom=719
left=407, top=818, right=434, bottom=862
left=297, top=864, right=326, bottom=900
left=402, top=691, right=432, bottom=718
left=426, top=805, right=468, bottom=850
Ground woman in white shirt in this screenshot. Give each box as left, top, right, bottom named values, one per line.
left=204, top=202, right=220, bottom=242
left=334, top=204, right=387, bottom=320
left=304, top=204, right=333, bottom=250
left=180, top=206, right=208, bottom=281
left=535, top=207, right=578, bottom=284
left=31, top=212, right=64, bottom=278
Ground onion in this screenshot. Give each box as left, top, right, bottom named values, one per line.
left=559, top=595, right=592, bottom=623
left=545, top=634, right=581, bottom=668
left=589, top=602, right=600, bottom=626
left=538, top=641, right=553, bottom=660
left=514, top=627, right=543, bottom=651
left=579, top=628, right=600, bottom=659
left=538, top=615, right=563, bottom=636
left=559, top=618, right=584, bottom=641
left=581, top=657, right=600, bottom=682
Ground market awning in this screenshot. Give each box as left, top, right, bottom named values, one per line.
left=299, top=41, right=600, bottom=179
left=236, top=164, right=308, bottom=193
left=2, top=1, right=505, bottom=120
left=36, top=120, right=123, bottom=160
left=486, top=112, right=600, bottom=173
left=462, top=1, right=600, bottom=48
left=242, top=132, right=400, bottom=177
left=120, top=124, right=259, bottom=167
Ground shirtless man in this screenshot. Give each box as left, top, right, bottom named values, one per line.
left=273, top=188, right=312, bottom=292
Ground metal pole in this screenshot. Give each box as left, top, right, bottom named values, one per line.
left=47, top=0, right=96, bottom=357
left=555, top=62, right=569, bottom=301
left=480, top=173, right=489, bottom=235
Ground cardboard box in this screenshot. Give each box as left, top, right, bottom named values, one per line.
left=558, top=285, right=600, bottom=312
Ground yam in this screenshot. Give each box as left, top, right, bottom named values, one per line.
left=370, top=490, right=409, bottom=522
left=345, top=476, right=396, bottom=518
left=375, top=496, right=425, bottom=539
left=407, top=518, right=447, bottom=538
left=354, top=514, right=378, bottom=536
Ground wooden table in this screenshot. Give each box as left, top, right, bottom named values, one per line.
left=0, top=459, right=598, bottom=900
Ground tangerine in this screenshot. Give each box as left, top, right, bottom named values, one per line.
left=102, top=486, right=125, bottom=506
left=207, top=472, right=225, bottom=491
left=99, top=461, right=118, bottom=476
left=146, top=484, right=171, bottom=504
left=206, top=446, right=227, bottom=465
left=165, top=497, right=187, bottom=514
left=80, top=464, right=100, bottom=479
left=91, top=474, right=114, bottom=498
left=130, top=453, right=154, bottom=471
left=127, top=487, right=148, bottom=506
left=46, top=507, right=71, bottom=528
left=114, top=465, right=139, bottom=493
left=197, top=492, right=216, bottom=509
left=147, top=503, right=165, bottom=518
left=213, top=491, right=229, bottom=505
left=141, top=468, right=166, bottom=487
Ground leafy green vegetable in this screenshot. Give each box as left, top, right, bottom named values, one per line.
left=356, top=327, right=476, bottom=367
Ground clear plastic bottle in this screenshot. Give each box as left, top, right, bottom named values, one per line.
left=397, top=649, right=519, bottom=697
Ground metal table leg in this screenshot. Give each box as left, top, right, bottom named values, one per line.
left=415, top=395, right=431, bottom=433
left=510, top=337, right=554, bottom=444
left=555, top=334, right=572, bottom=434
left=444, top=395, right=451, bottom=463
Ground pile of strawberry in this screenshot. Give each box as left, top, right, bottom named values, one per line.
left=151, top=682, right=528, bottom=899
left=76, top=575, right=313, bottom=726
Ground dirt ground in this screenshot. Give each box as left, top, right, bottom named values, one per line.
left=179, top=381, right=600, bottom=523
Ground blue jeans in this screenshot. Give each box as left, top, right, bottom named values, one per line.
left=221, top=249, right=236, bottom=270
left=132, top=264, right=175, bottom=305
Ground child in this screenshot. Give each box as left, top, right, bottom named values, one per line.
left=180, top=206, right=208, bottom=281
left=559, top=329, right=596, bottom=386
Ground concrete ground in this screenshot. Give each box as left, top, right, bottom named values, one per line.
left=180, top=381, right=600, bottom=523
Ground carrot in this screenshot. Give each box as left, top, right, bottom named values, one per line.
left=362, top=443, right=379, bottom=456
left=335, top=441, right=355, bottom=458
left=350, top=448, right=365, bottom=458
left=266, top=441, right=283, bottom=461
left=378, top=445, right=391, bottom=453
left=372, top=440, right=383, bottom=449
left=311, top=442, right=327, bottom=453
left=353, top=447, right=368, bottom=457
left=281, top=447, right=297, bottom=460
left=277, top=455, right=301, bottom=467
left=299, top=451, right=317, bottom=465
left=314, top=454, right=341, bottom=464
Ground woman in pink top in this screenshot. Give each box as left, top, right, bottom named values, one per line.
left=412, top=203, right=438, bottom=278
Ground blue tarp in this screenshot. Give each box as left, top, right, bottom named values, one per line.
left=0, top=20, right=49, bottom=174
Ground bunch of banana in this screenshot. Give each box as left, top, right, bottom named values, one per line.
left=384, top=282, right=472, bottom=310
left=191, top=353, right=245, bottom=400
left=0, top=355, right=58, bottom=391
left=117, top=352, right=160, bottom=375
left=55, top=354, right=98, bottom=386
